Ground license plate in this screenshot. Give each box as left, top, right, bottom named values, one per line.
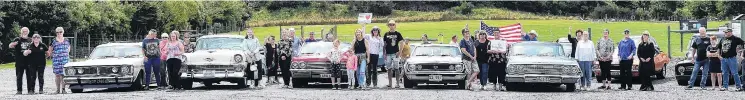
left=611, top=71, right=620, bottom=76
left=530, top=77, right=550, bottom=82
left=89, top=79, right=107, bottom=84
left=320, top=74, right=332, bottom=78
left=203, top=70, right=215, bottom=78
left=428, top=75, right=443, bottom=82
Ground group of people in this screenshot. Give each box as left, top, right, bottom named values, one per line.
left=334, top=20, right=408, bottom=89
left=458, top=28, right=510, bottom=91
left=141, top=30, right=192, bottom=91
left=10, top=27, right=71, bottom=94
left=687, top=27, right=743, bottom=91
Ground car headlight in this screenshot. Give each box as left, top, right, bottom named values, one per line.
left=111, top=67, right=119, bottom=73
left=65, top=68, right=75, bottom=75
left=406, top=64, right=415, bottom=72
left=291, top=62, right=306, bottom=69
left=235, top=65, right=246, bottom=71
left=677, top=66, right=686, bottom=74
left=76, top=68, right=84, bottom=74
left=121, top=65, right=132, bottom=74
left=455, top=65, right=463, bottom=72
left=563, top=65, right=580, bottom=75
left=234, top=55, right=243, bottom=63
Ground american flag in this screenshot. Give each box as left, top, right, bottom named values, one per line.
left=481, top=21, right=523, bottom=44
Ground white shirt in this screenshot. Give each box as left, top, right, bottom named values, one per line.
left=364, top=34, right=384, bottom=55
left=245, top=37, right=263, bottom=61
left=576, top=40, right=596, bottom=61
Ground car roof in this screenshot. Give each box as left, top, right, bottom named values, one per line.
left=513, top=41, right=561, bottom=46
left=97, top=42, right=142, bottom=47
left=198, top=34, right=244, bottom=39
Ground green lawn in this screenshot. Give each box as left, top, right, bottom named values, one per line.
left=245, top=20, right=727, bottom=57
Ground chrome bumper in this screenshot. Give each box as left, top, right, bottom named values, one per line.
left=63, top=76, right=135, bottom=89
left=505, top=74, right=580, bottom=84
left=405, top=72, right=467, bottom=82
left=290, top=69, right=348, bottom=79
left=180, top=70, right=245, bottom=79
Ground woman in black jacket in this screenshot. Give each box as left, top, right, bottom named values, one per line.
left=265, top=36, right=280, bottom=85
left=29, top=34, right=48, bottom=94
left=637, top=31, right=656, bottom=91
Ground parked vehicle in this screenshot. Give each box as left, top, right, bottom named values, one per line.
left=592, top=35, right=670, bottom=82
left=556, top=37, right=572, bottom=56
left=290, top=42, right=351, bottom=88
left=504, top=42, right=581, bottom=92
left=180, top=34, right=261, bottom=89
left=402, top=44, right=467, bottom=89
left=63, top=42, right=149, bottom=93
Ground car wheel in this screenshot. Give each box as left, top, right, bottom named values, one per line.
left=182, top=79, right=193, bottom=90
left=237, top=77, right=248, bottom=88
left=403, top=77, right=415, bottom=88
left=656, top=64, right=666, bottom=79
left=565, top=83, right=576, bottom=92
left=292, top=78, right=307, bottom=88
left=677, top=78, right=689, bottom=86
left=70, top=89, right=84, bottom=93
left=130, top=72, right=145, bottom=90
left=203, top=82, right=214, bottom=87
left=505, top=83, right=518, bottom=91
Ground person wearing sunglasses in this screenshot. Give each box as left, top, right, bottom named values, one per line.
left=27, top=34, right=48, bottom=94
left=9, top=27, right=32, bottom=94
left=383, top=20, right=404, bottom=88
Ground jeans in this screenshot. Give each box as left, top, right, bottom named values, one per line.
left=479, top=63, right=489, bottom=85
left=347, top=70, right=356, bottom=88
left=144, top=58, right=163, bottom=87
left=579, top=61, right=593, bottom=87
left=721, top=57, right=742, bottom=89
left=688, top=60, right=709, bottom=87
left=356, top=54, right=367, bottom=88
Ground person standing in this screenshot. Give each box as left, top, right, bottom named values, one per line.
left=158, top=33, right=170, bottom=88
left=707, top=35, right=723, bottom=91
left=28, top=34, right=48, bottom=94
left=596, top=29, right=615, bottom=90
left=575, top=30, right=596, bottom=91
left=290, top=28, right=302, bottom=57
left=475, top=31, right=491, bottom=90
left=304, top=32, right=318, bottom=43
left=686, top=27, right=711, bottom=90
left=352, top=29, right=370, bottom=90
left=637, top=31, right=656, bottom=91
left=327, top=39, right=343, bottom=90
left=717, top=29, right=744, bottom=91
left=165, top=31, right=185, bottom=90
left=460, top=28, right=479, bottom=90
left=365, top=26, right=384, bottom=88
left=265, top=36, right=280, bottom=85
left=9, top=27, right=32, bottom=94
left=344, top=48, right=358, bottom=89
left=278, top=29, right=294, bottom=88
left=142, top=29, right=163, bottom=90
left=450, top=35, right=458, bottom=45
left=421, top=34, right=432, bottom=44
left=245, top=28, right=264, bottom=88
left=383, top=20, right=403, bottom=88
left=617, top=29, right=636, bottom=90
left=522, top=30, right=538, bottom=41
left=49, top=27, right=71, bottom=94
left=488, top=30, right=508, bottom=91
left=568, top=30, right=579, bottom=58
left=182, top=32, right=195, bottom=53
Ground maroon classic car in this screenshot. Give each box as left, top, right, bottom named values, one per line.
left=290, top=42, right=351, bottom=88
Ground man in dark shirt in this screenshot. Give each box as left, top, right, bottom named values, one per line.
left=142, top=30, right=163, bottom=90
left=383, top=20, right=403, bottom=88
left=716, top=29, right=743, bottom=91
left=9, top=27, right=31, bottom=94
left=686, top=27, right=711, bottom=90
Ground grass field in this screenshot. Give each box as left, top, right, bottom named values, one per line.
left=0, top=60, right=53, bottom=69
left=245, top=20, right=728, bottom=57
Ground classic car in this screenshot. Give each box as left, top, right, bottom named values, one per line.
left=64, top=42, right=150, bottom=93
left=402, top=44, right=466, bottom=89
left=592, top=35, right=670, bottom=82
left=674, top=32, right=740, bottom=86
left=556, top=37, right=572, bottom=56
left=290, top=42, right=351, bottom=88
left=180, top=34, right=261, bottom=89
left=504, top=42, right=581, bottom=92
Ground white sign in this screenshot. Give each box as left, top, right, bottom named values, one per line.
left=733, top=23, right=742, bottom=38
left=358, top=13, right=372, bottom=24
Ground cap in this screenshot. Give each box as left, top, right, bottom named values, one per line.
left=529, top=30, right=538, bottom=36
left=725, top=29, right=732, bottom=32
left=388, top=20, right=396, bottom=24
left=624, top=29, right=630, bottom=34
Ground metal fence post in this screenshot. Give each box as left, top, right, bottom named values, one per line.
left=667, top=25, right=671, bottom=58
left=587, top=28, right=592, bottom=40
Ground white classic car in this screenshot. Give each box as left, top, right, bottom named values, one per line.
left=504, top=42, right=581, bottom=92
left=402, top=44, right=467, bottom=89
left=180, top=34, right=261, bottom=89
left=64, top=42, right=149, bottom=93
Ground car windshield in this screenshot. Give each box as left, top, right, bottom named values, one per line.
left=300, top=42, right=351, bottom=54
left=196, top=37, right=246, bottom=50
left=89, top=45, right=143, bottom=59
left=413, top=46, right=461, bottom=57
left=509, top=43, right=564, bottom=57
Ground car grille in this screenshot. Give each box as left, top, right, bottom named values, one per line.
left=520, top=64, right=563, bottom=75
left=418, top=65, right=454, bottom=71
left=304, top=63, right=346, bottom=70
left=70, top=66, right=122, bottom=76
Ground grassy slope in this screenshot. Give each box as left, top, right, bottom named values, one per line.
left=247, top=20, right=727, bottom=57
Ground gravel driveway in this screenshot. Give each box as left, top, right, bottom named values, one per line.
left=2, top=58, right=744, bottom=100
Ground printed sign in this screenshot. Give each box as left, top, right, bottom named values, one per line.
left=358, top=13, right=372, bottom=24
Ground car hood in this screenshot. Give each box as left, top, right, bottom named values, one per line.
left=184, top=49, right=245, bottom=64
left=65, top=58, right=142, bottom=67
left=407, top=56, right=462, bottom=64
left=292, top=54, right=348, bottom=63
left=508, top=56, right=577, bottom=65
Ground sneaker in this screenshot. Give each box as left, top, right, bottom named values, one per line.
left=685, top=86, right=693, bottom=90
left=28, top=91, right=35, bottom=95
left=597, top=86, right=607, bottom=89
left=700, top=87, right=707, bottom=90
left=736, top=88, right=744, bottom=91
left=720, top=88, right=727, bottom=91
left=16, top=91, right=21, bottom=95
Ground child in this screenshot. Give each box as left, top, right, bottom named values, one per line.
left=327, top=40, right=343, bottom=90
left=344, top=49, right=358, bottom=89
left=707, top=36, right=723, bottom=91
